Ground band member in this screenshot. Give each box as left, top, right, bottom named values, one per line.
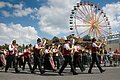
left=73, top=42, right=85, bottom=72
left=0, top=48, right=6, bottom=69
left=53, top=46, right=60, bottom=69
left=32, top=38, right=44, bottom=74
left=5, top=40, right=20, bottom=73
left=17, top=50, right=24, bottom=68
left=44, top=45, right=55, bottom=71
left=58, top=39, right=78, bottom=75
left=22, top=45, right=32, bottom=72
left=88, top=38, right=105, bottom=73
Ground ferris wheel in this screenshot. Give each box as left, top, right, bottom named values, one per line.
left=69, top=0, right=111, bottom=39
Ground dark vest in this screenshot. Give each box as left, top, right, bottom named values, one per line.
left=63, top=48, right=71, bottom=56
left=91, top=42, right=98, bottom=53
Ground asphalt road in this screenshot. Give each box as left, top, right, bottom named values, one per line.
left=0, top=66, right=120, bottom=80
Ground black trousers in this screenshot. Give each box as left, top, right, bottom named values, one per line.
left=5, top=55, right=19, bottom=72
left=32, top=55, right=43, bottom=73
left=59, top=55, right=76, bottom=74
left=17, top=57, right=23, bottom=68
left=88, top=53, right=103, bottom=73
left=73, top=54, right=85, bottom=72
left=23, top=57, right=32, bottom=71
left=53, top=56, right=60, bottom=69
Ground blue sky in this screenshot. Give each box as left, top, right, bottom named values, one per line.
left=0, top=0, right=120, bottom=45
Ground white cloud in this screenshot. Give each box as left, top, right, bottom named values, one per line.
left=0, top=1, right=23, bottom=9
left=1, top=10, right=11, bottom=17
left=0, top=23, right=39, bottom=45
left=0, top=1, right=6, bottom=8
left=13, top=3, right=23, bottom=9
left=37, top=0, right=120, bottom=37
left=37, top=0, right=80, bottom=36
left=102, top=2, right=120, bottom=32
left=13, top=7, right=34, bottom=17
left=0, top=1, right=35, bottom=17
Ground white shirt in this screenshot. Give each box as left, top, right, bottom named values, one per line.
left=9, top=44, right=14, bottom=51
left=45, top=49, right=49, bottom=54
left=35, top=44, right=40, bottom=49
left=108, top=50, right=114, bottom=57
left=64, top=43, right=70, bottom=50
left=9, top=44, right=17, bottom=55
left=74, top=45, right=81, bottom=52
left=92, top=43, right=98, bottom=47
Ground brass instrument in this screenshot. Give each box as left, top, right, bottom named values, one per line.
left=39, top=39, right=46, bottom=56
left=71, top=38, right=75, bottom=54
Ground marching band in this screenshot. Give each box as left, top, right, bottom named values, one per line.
left=0, top=37, right=120, bottom=76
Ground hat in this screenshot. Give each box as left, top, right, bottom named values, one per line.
left=12, top=40, right=16, bottom=44
left=26, top=45, right=29, bottom=48
left=37, top=38, right=41, bottom=43
left=75, top=42, right=79, bottom=45
left=92, top=38, right=96, bottom=42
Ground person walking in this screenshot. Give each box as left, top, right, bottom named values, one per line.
left=22, top=45, right=32, bottom=72
left=5, top=40, right=20, bottom=73
left=58, top=38, right=78, bottom=75
left=73, top=42, right=85, bottom=72
left=31, top=38, right=44, bottom=74
left=88, top=38, right=105, bottom=73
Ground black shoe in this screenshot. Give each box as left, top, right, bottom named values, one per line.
left=15, top=70, right=20, bottom=73
left=81, top=69, right=85, bottom=72
left=5, top=70, right=7, bottom=72
left=22, top=68, right=24, bottom=71
left=58, top=72, right=64, bottom=76
left=73, top=72, right=78, bottom=75
left=31, top=71, right=35, bottom=74
left=101, top=70, right=105, bottom=73
left=88, top=71, right=92, bottom=74
left=41, top=70, right=45, bottom=74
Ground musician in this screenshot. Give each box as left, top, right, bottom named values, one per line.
left=44, top=45, right=55, bottom=71
left=73, top=42, right=85, bottom=72
left=0, top=48, right=6, bottom=69
left=53, top=46, right=60, bottom=69
left=5, top=40, right=20, bottom=73
left=32, top=38, right=44, bottom=74
left=22, top=45, right=32, bottom=72
left=88, top=38, right=105, bottom=73
left=58, top=39, right=78, bottom=75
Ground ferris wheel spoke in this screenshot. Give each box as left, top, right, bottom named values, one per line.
left=96, top=12, right=106, bottom=23
left=77, top=3, right=92, bottom=21
left=88, top=27, right=94, bottom=36
left=96, top=27, right=102, bottom=36
left=75, top=24, right=91, bottom=27
left=96, top=13, right=103, bottom=22
left=83, top=5, right=91, bottom=18
left=80, top=4, right=88, bottom=17
left=97, top=18, right=106, bottom=25
left=75, top=16, right=91, bottom=24
left=99, top=27, right=110, bottom=34
left=99, top=25, right=109, bottom=27
left=89, top=4, right=95, bottom=21
left=77, top=7, right=89, bottom=20
left=79, top=27, right=91, bottom=36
